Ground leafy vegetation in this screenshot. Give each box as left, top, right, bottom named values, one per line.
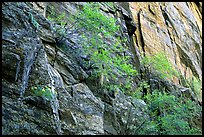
left=137, top=90, right=202, bottom=135
left=132, top=52, right=201, bottom=135
left=47, top=2, right=138, bottom=93
left=31, top=85, right=57, bottom=101
left=129, top=80, right=149, bottom=99
left=129, top=51, right=179, bottom=99
left=46, top=2, right=201, bottom=135
left=185, top=76, right=202, bottom=101
left=141, top=52, right=178, bottom=79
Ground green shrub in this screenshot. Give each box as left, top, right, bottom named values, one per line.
left=186, top=76, right=201, bottom=100
left=31, top=85, right=57, bottom=101
left=141, top=52, right=178, bottom=79
left=47, top=2, right=138, bottom=93
left=139, top=90, right=202, bottom=135
left=129, top=81, right=149, bottom=99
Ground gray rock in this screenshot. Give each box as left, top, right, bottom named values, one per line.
left=2, top=1, right=201, bottom=135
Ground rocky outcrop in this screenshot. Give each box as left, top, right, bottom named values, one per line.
left=129, top=3, right=202, bottom=128
left=2, top=2, right=202, bottom=135
left=2, top=2, right=148, bottom=135
left=129, top=2, right=202, bottom=82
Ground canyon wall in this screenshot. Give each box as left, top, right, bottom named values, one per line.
left=2, top=2, right=202, bottom=135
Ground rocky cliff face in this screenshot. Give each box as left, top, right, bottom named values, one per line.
left=2, top=2, right=202, bottom=135
left=129, top=2, right=202, bottom=103
left=129, top=2, right=202, bottom=82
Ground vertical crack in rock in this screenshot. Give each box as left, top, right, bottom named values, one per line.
left=20, top=37, right=41, bottom=97
left=176, top=43, right=199, bottom=79
left=129, top=35, right=141, bottom=70
left=46, top=56, right=62, bottom=135
left=120, top=3, right=140, bottom=70
left=160, top=5, right=178, bottom=66
left=137, top=10, right=146, bottom=55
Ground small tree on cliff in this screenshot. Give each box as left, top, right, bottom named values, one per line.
left=140, top=52, right=178, bottom=79
left=47, top=2, right=138, bottom=93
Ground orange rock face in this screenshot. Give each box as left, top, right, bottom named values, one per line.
left=129, top=2, right=202, bottom=85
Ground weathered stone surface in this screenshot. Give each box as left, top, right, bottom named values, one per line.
left=129, top=2, right=202, bottom=83
left=103, top=91, right=148, bottom=135
left=2, top=2, right=147, bottom=135
left=118, top=2, right=137, bottom=35
left=2, top=2, right=202, bottom=135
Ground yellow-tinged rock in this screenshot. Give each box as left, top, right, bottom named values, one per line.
left=129, top=2, right=202, bottom=85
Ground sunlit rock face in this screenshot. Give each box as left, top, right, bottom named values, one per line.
left=2, top=2, right=202, bottom=135
left=129, top=2, right=202, bottom=83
